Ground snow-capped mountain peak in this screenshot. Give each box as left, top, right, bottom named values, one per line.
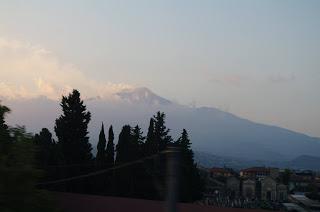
left=116, top=87, right=172, bottom=106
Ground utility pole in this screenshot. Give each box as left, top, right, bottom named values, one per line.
left=165, top=145, right=180, bottom=212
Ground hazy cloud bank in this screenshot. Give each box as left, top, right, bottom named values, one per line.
left=0, top=37, right=132, bottom=100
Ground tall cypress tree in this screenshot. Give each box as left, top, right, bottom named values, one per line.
left=54, top=89, right=92, bottom=164
left=96, top=123, right=107, bottom=167
left=176, top=129, right=203, bottom=202
left=145, top=118, right=155, bottom=155
left=106, top=125, right=115, bottom=167
left=115, top=125, right=132, bottom=196
left=131, top=125, right=145, bottom=159
left=115, top=125, right=131, bottom=164
left=153, top=111, right=172, bottom=152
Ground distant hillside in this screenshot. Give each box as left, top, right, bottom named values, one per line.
left=194, top=151, right=320, bottom=171
left=287, top=155, right=320, bottom=170
left=3, top=87, right=320, bottom=162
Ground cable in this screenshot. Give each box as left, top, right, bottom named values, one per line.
left=37, top=151, right=167, bottom=186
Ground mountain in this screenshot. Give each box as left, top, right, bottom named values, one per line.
left=194, top=152, right=320, bottom=171
left=116, top=87, right=172, bottom=106
left=2, top=87, right=320, bottom=162
left=287, top=155, right=320, bottom=170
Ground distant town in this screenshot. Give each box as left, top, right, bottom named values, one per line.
left=199, top=166, right=320, bottom=211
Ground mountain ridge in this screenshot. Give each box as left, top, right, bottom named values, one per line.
left=2, top=87, right=320, bottom=162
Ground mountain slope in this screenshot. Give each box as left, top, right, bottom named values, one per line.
left=2, top=87, right=320, bottom=162
left=194, top=152, right=320, bottom=171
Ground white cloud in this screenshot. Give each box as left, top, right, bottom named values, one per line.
left=0, top=37, right=132, bottom=100
left=209, top=74, right=247, bottom=86
left=268, top=73, right=296, bottom=83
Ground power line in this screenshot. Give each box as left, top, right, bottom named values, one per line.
left=37, top=151, right=167, bottom=186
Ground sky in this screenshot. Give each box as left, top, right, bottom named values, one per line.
left=0, top=0, right=319, bottom=137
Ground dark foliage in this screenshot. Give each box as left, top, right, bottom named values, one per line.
left=54, top=89, right=93, bottom=164
left=0, top=104, right=57, bottom=212
left=34, top=128, right=61, bottom=168
left=153, top=111, right=172, bottom=151
left=5, top=88, right=204, bottom=203
left=0, top=104, right=11, bottom=153
left=106, top=126, right=115, bottom=167
left=96, top=123, right=107, bottom=168
left=176, top=129, right=204, bottom=202
left=145, top=118, right=156, bottom=155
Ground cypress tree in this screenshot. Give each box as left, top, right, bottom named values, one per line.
left=106, top=125, right=115, bottom=167
left=54, top=89, right=92, bottom=164
left=96, top=123, right=107, bottom=167
left=115, top=125, right=132, bottom=196
left=145, top=118, right=155, bottom=155
left=131, top=125, right=145, bottom=159
left=176, top=129, right=203, bottom=202
left=153, top=111, right=172, bottom=152
left=115, top=125, right=131, bottom=164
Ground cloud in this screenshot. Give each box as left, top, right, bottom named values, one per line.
left=0, top=37, right=132, bottom=100
left=268, top=73, right=296, bottom=83
left=209, top=74, right=246, bottom=86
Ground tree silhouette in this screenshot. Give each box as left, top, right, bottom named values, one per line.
left=0, top=104, right=11, bottom=152
left=106, top=125, right=115, bottom=167
left=54, top=89, right=92, bottom=164
left=176, top=129, right=203, bottom=202
left=114, top=125, right=132, bottom=196
left=34, top=128, right=59, bottom=167
left=96, top=123, right=107, bottom=168
left=145, top=118, right=156, bottom=155
left=115, top=125, right=131, bottom=164
left=131, top=125, right=145, bottom=159
left=153, top=111, right=172, bottom=152
left=0, top=104, right=56, bottom=211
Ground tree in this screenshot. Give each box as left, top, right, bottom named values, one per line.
left=145, top=118, right=156, bottom=155
left=34, top=128, right=59, bottom=167
left=0, top=104, right=11, bottom=152
left=106, top=125, right=115, bottom=167
left=131, top=125, right=145, bottom=159
left=54, top=89, right=92, bottom=164
left=153, top=112, right=172, bottom=152
left=115, top=125, right=131, bottom=164
left=281, top=169, right=291, bottom=186
left=176, top=129, right=204, bottom=202
left=114, top=125, right=132, bottom=196
left=96, top=123, right=107, bottom=168
left=0, top=104, right=56, bottom=212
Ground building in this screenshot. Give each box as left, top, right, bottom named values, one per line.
left=226, top=177, right=240, bottom=198
left=210, top=167, right=233, bottom=178
left=282, top=203, right=307, bottom=212
left=240, top=167, right=279, bottom=179
left=260, top=177, right=277, bottom=201
left=242, top=179, right=256, bottom=199
left=290, top=170, right=315, bottom=192
left=290, top=194, right=320, bottom=211
left=240, top=177, right=288, bottom=202
left=277, top=184, right=288, bottom=202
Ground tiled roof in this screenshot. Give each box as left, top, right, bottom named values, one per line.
left=241, top=167, right=271, bottom=172
left=210, top=167, right=231, bottom=173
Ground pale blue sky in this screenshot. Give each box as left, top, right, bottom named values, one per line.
left=0, top=0, right=319, bottom=136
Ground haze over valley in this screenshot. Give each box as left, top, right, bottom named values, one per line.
left=3, top=86, right=320, bottom=169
